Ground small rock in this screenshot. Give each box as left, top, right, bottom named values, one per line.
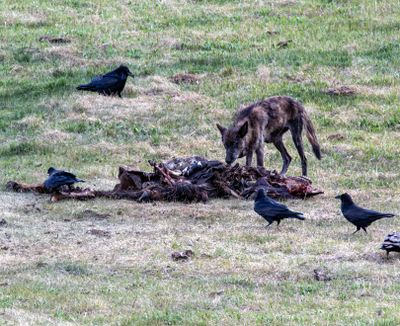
left=170, top=73, right=200, bottom=85
left=327, top=133, right=345, bottom=141
left=313, top=268, right=332, bottom=281
left=79, top=210, right=111, bottom=220
left=276, top=40, right=292, bottom=48
left=209, top=290, right=224, bottom=298
left=325, top=86, right=355, bottom=96
left=171, top=249, right=194, bottom=261
left=86, top=229, right=111, bottom=238
left=36, top=262, right=48, bottom=268
left=0, top=219, right=7, bottom=227
left=39, top=35, right=71, bottom=44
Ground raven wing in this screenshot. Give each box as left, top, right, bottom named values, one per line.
left=255, top=199, right=303, bottom=218
left=44, top=175, right=72, bottom=189
left=88, top=75, right=120, bottom=89
left=56, top=171, right=77, bottom=179
left=345, top=204, right=394, bottom=218
left=90, top=76, right=103, bottom=82
left=343, top=204, right=394, bottom=224
left=103, top=69, right=120, bottom=78
left=77, top=74, right=120, bottom=92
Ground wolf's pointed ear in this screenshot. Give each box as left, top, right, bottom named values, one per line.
left=238, top=121, right=248, bottom=138
left=216, top=123, right=226, bottom=136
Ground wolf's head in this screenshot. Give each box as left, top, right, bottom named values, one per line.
left=216, top=121, right=248, bottom=165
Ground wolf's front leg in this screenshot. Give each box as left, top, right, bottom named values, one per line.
left=246, top=152, right=253, bottom=166
left=256, top=147, right=264, bottom=167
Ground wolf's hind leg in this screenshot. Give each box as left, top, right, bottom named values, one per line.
left=290, top=122, right=308, bottom=176
left=273, top=138, right=292, bottom=175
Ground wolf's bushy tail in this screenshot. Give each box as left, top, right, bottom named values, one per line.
left=302, top=111, right=322, bottom=160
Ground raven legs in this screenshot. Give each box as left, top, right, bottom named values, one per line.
left=265, top=221, right=273, bottom=229
left=352, top=227, right=368, bottom=234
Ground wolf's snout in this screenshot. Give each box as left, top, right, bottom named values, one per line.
left=225, top=156, right=234, bottom=165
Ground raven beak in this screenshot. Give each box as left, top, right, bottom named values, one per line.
left=128, top=72, right=134, bottom=78
left=334, top=195, right=341, bottom=199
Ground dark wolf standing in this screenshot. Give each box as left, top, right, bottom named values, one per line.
left=216, top=96, right=321, bottom=176
left=77, top=65, right=134, bottom=98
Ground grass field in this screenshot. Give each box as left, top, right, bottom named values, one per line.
left=1, top=0, right=400, bottom=324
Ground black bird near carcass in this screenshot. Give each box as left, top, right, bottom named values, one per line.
left=335, top=193, right=395, bottom=234
left=76, top=65, right=134, bottom=98
left=44, top=167, right=84, bottom=192
left=381, top=232, right=400, bottom=258
left=254, top=188, right=305, bottom=228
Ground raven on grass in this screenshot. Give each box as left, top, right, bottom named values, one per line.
left=335, top=193, right=395, bottom=234
left=254, top=188, right=305, bottom=228
left=77, top=65, right=134, bottom=98
left=44, top=167, right=84, bottom=192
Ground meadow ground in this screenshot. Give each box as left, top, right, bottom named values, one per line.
left=1, top=0, right=400, bottom=324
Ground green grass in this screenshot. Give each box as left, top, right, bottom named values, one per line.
left=1, top=0, right=400, bottom=324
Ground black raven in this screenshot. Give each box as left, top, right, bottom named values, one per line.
left=335, top=193, right=395, bottom=234
left=254, top=188, right=305, bottom=227
left=44, top=167, right=84, bottom=192
left=76, top=65, right=134, bottom=98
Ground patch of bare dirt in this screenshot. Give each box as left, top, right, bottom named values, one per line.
left=362, top=252, right=387, bottom=263
left=1, top=11, right=47, bottom=27
left=158, top=37, right=183, bottom=50
left=70, top=94, right=156, bottom=122
left=256, top=65, right=281, bottom=83
left=38, top=129, right=73, bottom=143
left=43, top=46, right=85, bottom=66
